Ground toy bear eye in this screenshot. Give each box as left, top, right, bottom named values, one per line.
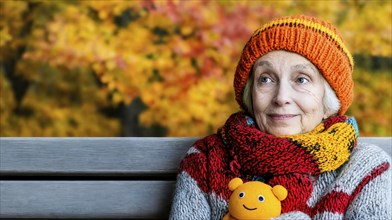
left=239, top=192, right=245, bottom=198
left=258, top=195, right=264, bottom=202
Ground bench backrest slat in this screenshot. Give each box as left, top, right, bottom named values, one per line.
left=0, top=137, right=198, bottom=178
left=1, top=180, right=174, bottom=219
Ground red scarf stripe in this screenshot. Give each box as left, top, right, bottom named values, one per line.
left=323, top=115, right=347, bottom=129
left=269, top=173, right=314, bottom=215
left=219, top=112, right=353, bottom=176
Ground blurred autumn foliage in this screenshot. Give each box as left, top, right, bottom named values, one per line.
left=1, top=0, right=391, bottom=137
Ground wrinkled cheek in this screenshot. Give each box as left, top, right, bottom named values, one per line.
left=297, top=92, right=324, bottom=115
left=254, top=114, right=266, bottom=132
left=298, top=97, right=324, bottom=133
left=301, top=109, right=324, bottom=133
left=252, top=101, right=269, bottom=131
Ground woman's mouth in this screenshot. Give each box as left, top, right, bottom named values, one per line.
left=268, top=114, right=298, bottom=120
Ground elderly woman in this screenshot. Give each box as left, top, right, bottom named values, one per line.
left=169, top=15, right=391, bottom=219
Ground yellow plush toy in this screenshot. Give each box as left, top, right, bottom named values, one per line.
left=222, top=178, right=288, bottom=220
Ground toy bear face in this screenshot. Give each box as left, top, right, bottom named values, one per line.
left=228, top=178, right=287, bottom=220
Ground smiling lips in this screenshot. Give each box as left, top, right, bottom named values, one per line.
left=268, top=114, right=298, bottom=120
left=243, top=204, right=257, bottom=211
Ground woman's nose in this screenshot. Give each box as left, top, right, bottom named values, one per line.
left=273, top=83, right=292, bottom=106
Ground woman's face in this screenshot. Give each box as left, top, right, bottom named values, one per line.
left=252, top=50, right=326, bottom=136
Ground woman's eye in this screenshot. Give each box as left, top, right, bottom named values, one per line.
left=239, top=192, right=245, bottom=198
left=296, top=77, right=309, bottom=84
left=258, top=76, right=272, bottom=84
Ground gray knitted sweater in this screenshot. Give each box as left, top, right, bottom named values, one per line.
left=170, top=141, right=391, bottom=219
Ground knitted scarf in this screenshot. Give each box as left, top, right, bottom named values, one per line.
left=218, top=111, right=359, bottom=179
left=217, top=111, right=359, bottom=214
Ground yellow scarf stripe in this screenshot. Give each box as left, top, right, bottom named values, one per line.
left=253, top=18, right=354, bottom=69
left=288, top=121, right=357, bottom=173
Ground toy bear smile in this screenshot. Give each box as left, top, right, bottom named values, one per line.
left=243, top=205, right=257, bottom=211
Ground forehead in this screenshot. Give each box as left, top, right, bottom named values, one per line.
left=253, top=51, right=320, bottom=76
left=254, top=50, right=315, bottom=68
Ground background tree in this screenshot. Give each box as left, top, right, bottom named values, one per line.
left=1, top=0, right=391, bottom=137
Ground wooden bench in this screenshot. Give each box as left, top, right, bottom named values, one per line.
left=0, top=137, right=391, bottom=219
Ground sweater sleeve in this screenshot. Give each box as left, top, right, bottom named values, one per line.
left=344, top=144, right=391, bottom=219
left=169, top=171, right=211, bottom=220
left=169, top=140, right=211, bottom=220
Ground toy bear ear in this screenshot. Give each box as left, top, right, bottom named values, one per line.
left=228, top=178, right=243, bottom=191
left=272, top=185, right=288, bottom=201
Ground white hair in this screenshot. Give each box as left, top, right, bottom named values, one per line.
left=242, top=73, right=340, bottom=118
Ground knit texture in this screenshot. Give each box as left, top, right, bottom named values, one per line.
left=219, top=112, right=358, bottom=175
left=169, top=114, right=391, bottom=219
left=218, top=112, right=358, bottom=214
left=234, top=15, right=354, bottom=115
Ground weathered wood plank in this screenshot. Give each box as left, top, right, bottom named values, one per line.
left=0, top=137, right=197, bottom=177
left=0, top=137, right=390, bottom=176
left=0, top=180, right=174, bottom=219
left=359, top=137, right=391, bottom=156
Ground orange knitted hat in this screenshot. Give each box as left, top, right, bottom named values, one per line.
left=234, top=15, right=354, bottom=115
